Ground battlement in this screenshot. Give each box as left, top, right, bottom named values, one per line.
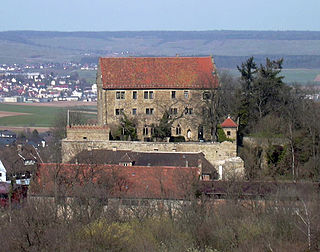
left=66, top=124, right=110, bottom=141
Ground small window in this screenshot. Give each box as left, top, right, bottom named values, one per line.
left=203, top=91, right=211, bottom=100
left=170, top=108, right=178, bottom=115
left=184, top=91, right=189, bottom=98
left=83, top=137, right=87, bottom=140
left=185, top=107, right=193, bottom=115
left=171, top=91, right=176, bottom=99
left=132, top=108, right=137, bottom=115
left=115, top=108, right=124, bottom=115
left=176, top=125, right=182, bottom=135
left=143, top=126, right=149, bottom=135
left=146, top=108, right=154, bottom=115
left=116, top=91, right=125, bottom=99
left=227, top=131, right=231, bottom=136
left=132, top=91, right=137, bottom=99
left=144, top=91, right=154, bottom=99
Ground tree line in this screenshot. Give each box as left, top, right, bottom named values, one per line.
left=217, top=57, right=320, bottom=181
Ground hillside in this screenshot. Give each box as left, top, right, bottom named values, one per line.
left=1, top=30, right=320, bottom=68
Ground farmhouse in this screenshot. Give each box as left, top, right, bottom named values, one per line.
left=97, top=56, right=219, bottom=141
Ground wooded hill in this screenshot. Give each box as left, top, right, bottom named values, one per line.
left=1, top=30, right=320, bottom=68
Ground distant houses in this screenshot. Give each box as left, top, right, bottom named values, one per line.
left=0, top=144, right=41, bottom=185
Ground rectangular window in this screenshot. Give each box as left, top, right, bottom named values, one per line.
left=115, top=108, right=124, bottom=115
left=146, top=108, right=154, bottom=115
left=143, top=127, right=149, bottom=135
left=132, top=108, right=137, bottom=115
left=116, top=91, right=125, bottom=99
left=184, top=90, right=189, bottom=98
left=171, top=91, right=176, bottom=99
left=144, top=91, right=154, bottom=99
left=132, top=91, right=137, bottom=99
left=170, top=108, right=178, bottom=115
left=185, top=108, right=193, bottom=115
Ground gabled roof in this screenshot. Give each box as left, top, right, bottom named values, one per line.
left=31, top=163, right=199, bottom=200
left=99, top=56, right=218, bottom=90
left=221, top=117, right=238, bottom=128
left=68, top=149, right=217, bottom=175
left=0, top=144, right=40, bottom=175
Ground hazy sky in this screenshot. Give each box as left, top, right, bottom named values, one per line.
left=1, top=0, right=319, bottom=31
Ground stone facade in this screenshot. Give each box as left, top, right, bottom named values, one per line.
left=97, top=56, right=219, bottom=141
left=66, top=125, right=110, bottom=141
left=98, top=88, right=215, bottom=141
left=222, top=127, right=237, bottom=141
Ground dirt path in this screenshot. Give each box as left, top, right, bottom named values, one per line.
left=0, top=111, right=30, bottom=118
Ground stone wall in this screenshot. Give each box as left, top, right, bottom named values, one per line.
left=66, top=125, right=110, bottom=141
left=61, top=139, right=244, bottom=178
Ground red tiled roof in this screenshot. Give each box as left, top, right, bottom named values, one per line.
left=221, top=117, right=238, bottom=128
left=31, top=163, right=200, bottom=200
left=99, top=56, right=218, bottom=90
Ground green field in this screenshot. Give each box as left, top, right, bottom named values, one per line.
left=0, top=104, right=96, bottom=127
left=76, top=70, right=97, bottom=84
left=221, top=68, right=320, bottom=84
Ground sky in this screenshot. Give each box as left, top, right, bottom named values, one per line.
left=1, top=0, right=320, bottom=31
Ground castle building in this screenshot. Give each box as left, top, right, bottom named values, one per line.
left=97, top=56, right=219, bottom=141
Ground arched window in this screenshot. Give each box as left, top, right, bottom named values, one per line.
left=187, top=129, right=191, bottom=139
left=143, top=125, right=149, bottom=136
left=176, top=125, right=182, bottom=135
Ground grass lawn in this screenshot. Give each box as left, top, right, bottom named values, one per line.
left=0, top=104, right=96, bottom=127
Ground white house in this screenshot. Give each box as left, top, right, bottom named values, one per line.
left=0, top=160, right=7, bottom=183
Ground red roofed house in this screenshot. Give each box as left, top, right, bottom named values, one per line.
left=31, top=163, right=200, bottom=201
left=221, top=116, right=238, bottom=141
left=97, top=56, right=219, bottom=141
